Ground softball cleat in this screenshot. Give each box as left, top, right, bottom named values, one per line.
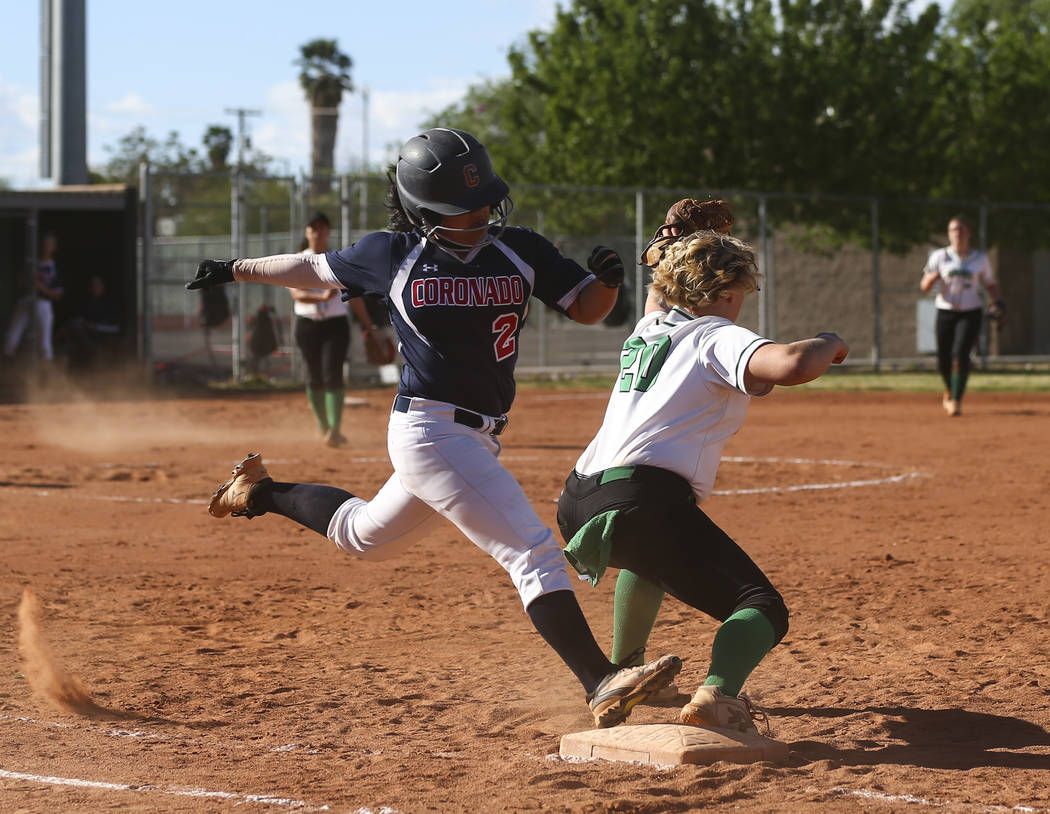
left=208, top=453, right=272, bottom=518
left=679, top=685, right=763, bottom=734
left=588, top=654, right=682, bottom=728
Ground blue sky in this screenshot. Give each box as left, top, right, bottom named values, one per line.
left=0, top=0, right=558, bottom=186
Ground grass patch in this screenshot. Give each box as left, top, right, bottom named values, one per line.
left=517, top=367, right=1050, bottom=393
left=792, top=369, right=1050, bottom=392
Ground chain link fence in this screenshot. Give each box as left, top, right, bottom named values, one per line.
left=140, top=164, right=1050, bottom=386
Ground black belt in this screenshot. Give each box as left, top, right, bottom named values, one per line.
left=393, top=395, right=509, bottom=436
left=576, top=464, right=693, bottom=500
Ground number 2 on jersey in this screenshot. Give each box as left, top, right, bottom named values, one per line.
left=618, top=335, right=671, bottom=392
left=492, top=313, right=518, bottom=361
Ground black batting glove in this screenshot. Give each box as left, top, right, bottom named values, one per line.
left=587, top=245, right=624, bottom=289
left=186, top=259, right=236, bottom=290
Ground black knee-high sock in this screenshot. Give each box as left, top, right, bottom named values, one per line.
left=526, top=590, right=616, bottom=695
left=252, top=481, right=355, bottom=537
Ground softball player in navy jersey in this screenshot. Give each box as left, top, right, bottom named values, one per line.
left=557, top=230, right=848, bottom=733
left=919, top=215, right=1002, bottom=417
left=187, top=128, right=681, bottom=727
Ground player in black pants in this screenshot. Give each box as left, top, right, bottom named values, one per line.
left=290, top=212, right=377, bottom=446
left=558, top=229, right=847, bottom=733
left=920, top=215, right=1003, bottom=417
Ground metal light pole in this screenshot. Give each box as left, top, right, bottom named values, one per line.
left=225, top=107, right=261, bottom=380
left=359, top=86, right=370, bottom=231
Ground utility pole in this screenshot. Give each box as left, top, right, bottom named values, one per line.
left=360, top=86, right=369, bottom=172
left=224, top=107, right=262, bottom=167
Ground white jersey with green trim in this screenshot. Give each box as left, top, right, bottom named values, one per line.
left=574, top=307, right=772, bottom=502
left=923, top=247, right=994, bottom=312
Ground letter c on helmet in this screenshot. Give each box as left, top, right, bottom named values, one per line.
left=463, top=163, right=480, bottom=188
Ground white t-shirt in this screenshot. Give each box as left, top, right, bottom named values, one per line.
left=574, top=307, right=772, bottom=502
left=923, top=247, right=995, bottom=312
left=292, top=249, right=349, bottom=321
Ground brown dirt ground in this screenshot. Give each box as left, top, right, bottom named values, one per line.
left=1, top=386, right=1049, bottom=813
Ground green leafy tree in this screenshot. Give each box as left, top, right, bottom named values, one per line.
left=95, top=126, right=274, bottom=236
left=936, top=0, right=1050, bottom=200
left=203, top=125, right=234, bottom=171
left=433, top=0, right=958, bottom=248
left=296, top=38, right=353, bottom=196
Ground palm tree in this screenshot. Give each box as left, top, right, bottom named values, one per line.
left=295, top=39, right=353, bottom=196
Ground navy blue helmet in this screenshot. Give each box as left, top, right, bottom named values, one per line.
left=395, top=128, right=513, bottom=249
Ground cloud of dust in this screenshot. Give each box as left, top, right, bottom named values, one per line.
left=17, top=588, right=110, bottom=717
left=16, top=381, right=262, bottom=453
left=9, top=363, right=321, bottom=453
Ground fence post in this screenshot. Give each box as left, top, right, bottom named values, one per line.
left=138, top=160, right=152, bottom=374
left=871, top=198, right=881, bottom=371
left=537, top=209, right=548, bottom=367
left=25, top=210, right=40, bottom=373
left=288, top=176, right=299, bottom=252
left=758, top=196, right=768, bottom=337
left=231, top=165, right=244, bottom=380
left=979, top=201, right=992, bottom=363
left=635, top=189, right=645, bottom=324
left=341, top=175, right=352, bottom=246
left=359, top=176, right=368, bottom=232
left=287, top=176, right=301, bottom=383
left=766, top=228, right=776, bottom=340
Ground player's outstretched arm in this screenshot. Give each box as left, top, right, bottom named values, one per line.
left=566, top=246, right=625, bottom=324
left=186, top=254, right=338, bottom=292
left=745, top=332, right=849, bottom=389
left=567, top=278, right=620, bottom=324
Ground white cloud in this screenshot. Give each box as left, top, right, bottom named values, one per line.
left=0, top=77, right=40, bottom=186
left=252, top=79, right=310, bottom=175
left=344, top=80, right=473, bottom=172
left=523, top=0, right=560, bottom=30
left=103, top=92, right=155, bottom=116
left=251, top=78, right=472, bottom=175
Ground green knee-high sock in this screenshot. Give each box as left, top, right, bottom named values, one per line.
left=950, top=371, right=963, bottom=401
left=306, top=386, right=328, bottom=432
left=611, top=569, right=665, bottom=667
left=703, top=607, right=776, bottom=697
left=324, top=389, right=344, bottom=435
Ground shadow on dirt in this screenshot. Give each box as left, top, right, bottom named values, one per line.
left=773, top=704, right=1050, bottom=769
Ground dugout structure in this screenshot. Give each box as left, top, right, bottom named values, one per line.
left=0, top=185, right=138, bottom=384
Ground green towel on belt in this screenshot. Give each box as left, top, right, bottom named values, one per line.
left=563, top=509, right=621, bottom=587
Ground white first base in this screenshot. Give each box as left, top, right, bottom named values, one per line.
left=560, top=723, right=789, bottom=766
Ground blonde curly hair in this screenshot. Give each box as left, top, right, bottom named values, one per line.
left=650, top=231, right=761, bottom=311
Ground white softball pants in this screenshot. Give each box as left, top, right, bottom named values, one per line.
left=4, top=298, right=55, bottom=360
left=327, top=398, right=573, bottom=608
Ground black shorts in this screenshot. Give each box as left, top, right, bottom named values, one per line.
left=558, top=465, right=788, bottom=642
left=294, top=315, right=349, bottom=389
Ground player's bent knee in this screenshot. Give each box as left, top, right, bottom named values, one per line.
left=766, top=598, right=789, bottom=647
left=507, top=543, right=575, bottom=609
left=328, top=496, right=399, bottom=561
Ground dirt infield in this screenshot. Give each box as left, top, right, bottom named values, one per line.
left=1, top=386, right=1048, bottom=812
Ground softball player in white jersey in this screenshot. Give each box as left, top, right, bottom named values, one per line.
left=557, top=230, right=848, bottom=733
left=188, top=128, right=682, bottom=728
left=919, top=215, right=1002, bottom=416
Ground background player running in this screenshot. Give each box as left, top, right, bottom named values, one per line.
left=919, top=214, right=1003, bottom=417
left=557, top=230, right=848, bottom=733
left=289, top=210, right=376, bottom=447
left=186, top=127, right=681, bottom=728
